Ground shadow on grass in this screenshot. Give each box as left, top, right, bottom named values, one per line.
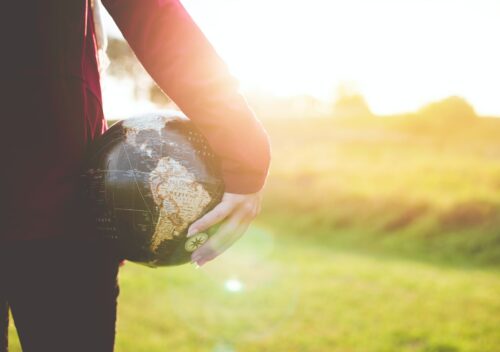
left=258, top=212, right=500, bottom=273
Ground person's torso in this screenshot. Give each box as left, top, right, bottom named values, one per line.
left=0, top=0, right=105, bottom=240
left=1, top=0, right=100, bottom=94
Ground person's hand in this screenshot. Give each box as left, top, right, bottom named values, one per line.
left=187, top=191, right=263, bottom=266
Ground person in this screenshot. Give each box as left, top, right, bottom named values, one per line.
left=0, top=0, right=271, bottom=351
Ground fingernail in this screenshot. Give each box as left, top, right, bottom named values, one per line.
left=187, top=228, right=197, bottom=237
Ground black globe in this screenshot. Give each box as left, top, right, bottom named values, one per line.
left=84, top=111, right=224, bottom=267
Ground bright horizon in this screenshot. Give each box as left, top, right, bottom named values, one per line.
left=102, top=0, right=500, bottom=116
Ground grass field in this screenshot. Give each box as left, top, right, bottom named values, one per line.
left=8, top=227, right=500, bottom=352
left=261, top=115, right=500, bottom=266
left=7, top=115, right=500, bottom=351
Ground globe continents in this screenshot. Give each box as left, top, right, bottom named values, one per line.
left=85, top=111, right=224, bottom=267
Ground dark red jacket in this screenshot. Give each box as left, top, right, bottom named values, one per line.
left=0, top=0, right=270, bottom=241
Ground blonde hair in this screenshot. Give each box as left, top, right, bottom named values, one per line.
left=91, top=0, right=109, bottom=72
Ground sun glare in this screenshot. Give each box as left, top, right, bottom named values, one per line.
left=224, top=278, right=245, bottom=293
left=102, top=0, right=500, bottom=116
left=181, top=0, right=500, bottom=115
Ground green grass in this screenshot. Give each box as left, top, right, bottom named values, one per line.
left=8, top=225, right=500, bottom=351
left=260, top=116, right=500, bottom=266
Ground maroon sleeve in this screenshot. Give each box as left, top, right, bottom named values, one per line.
left=102, top=0, right=271, bottom=194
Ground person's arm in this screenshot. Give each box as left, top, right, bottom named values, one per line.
left=102, top=0, right=271, bottom=265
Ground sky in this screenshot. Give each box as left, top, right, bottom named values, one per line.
left=102, top=0, right=500, bottom=116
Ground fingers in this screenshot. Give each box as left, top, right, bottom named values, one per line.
left=188, top=191, right=264, bottom=266
left=191, top=209, right=251, bottom=266
left=187, top=201, right=233, bottom=237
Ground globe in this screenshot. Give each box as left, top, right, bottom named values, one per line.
left=84, top=111, right=225, bottom=267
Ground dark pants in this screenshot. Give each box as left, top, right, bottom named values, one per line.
left=0, top=238, right=120, bottom=352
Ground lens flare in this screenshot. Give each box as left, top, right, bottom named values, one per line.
left=224, top=279, right=244, bottom=293
left=164, top=225, right=299, bottom=346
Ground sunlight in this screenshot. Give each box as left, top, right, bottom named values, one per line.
left=181, top=0, right=500, bottom=115
left=102, top=0, right=500, bottom=115
left=224, top=278, right=245, bottom=293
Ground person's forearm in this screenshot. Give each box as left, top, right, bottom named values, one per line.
left=103, top=0, right=271, bottom=194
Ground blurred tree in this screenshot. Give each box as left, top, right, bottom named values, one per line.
left=107, top=38, right=171, bottom=106
left=106, top=38, right=144, bottom=80
left=332, top=84, right=372, bottom=119
left=418, top=96, right=477, bottom=122
left=149, top=84, right=171, bottom=106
